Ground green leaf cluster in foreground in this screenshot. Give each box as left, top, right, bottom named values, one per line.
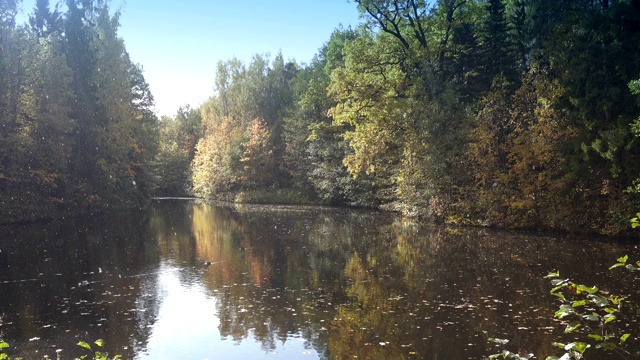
left=491, top=256, right=638, bottom=359
left=488, top=338, right=534, bottom=360
left=75, top=339, right=121, bottom=360
left=0, top=342, right=12, bottom=360
left=0, top=339, right=121, bottom=360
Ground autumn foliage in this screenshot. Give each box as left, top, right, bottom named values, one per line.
left=3, top=0, right=640, bottom=236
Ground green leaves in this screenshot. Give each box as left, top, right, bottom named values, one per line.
left=581, top=312, right=600, bottom=322
left=602, top=314, right=616, bottom=324
left=549, top=275, right=570, bottom=297
left=545, top=355, right=570, bottom=360
left=0, top=342, right=9, bottom=360
left=77, top=341, right=92, bottom=351
left=544, top=271, right=560, bottom=278
left=551, top=341, right=590, bottom=354
left=0, top=342, right=10, bottom=360
left=570, top=299, right=587, bottom=308
left=610, top=255, right=640, bottom=272
left=550, top=278, right=568, bottom=287
left=555, top=305, right=575, bottom=319
left=587, top=294, right=609, bottom=307
left=551, top=281, right=605, bottom=310
left=625, top=264, right=640, bottom=271
left=489, top=338, right=510, bottom=345
left=575, top=285, right=598, bottom=294
left=488, top=337, right=535, bottom=359
left=328, top=33, right=414, bottom=178
left=542, top=257, right=638, bottom=360
left=565, top=341, right=590, bottom=354
left=488, top=349, right=532, bottom=360
left=75, top=339, right=120, bottom=360
left=564, top=322, right=581, bottom=333
left=588, top=333, right=603, bottom=341
left=0, top=339, right=122, bottom=360
left=620, top=333, right=631, bottom=344
left=609, top=254, right=628, bottom=269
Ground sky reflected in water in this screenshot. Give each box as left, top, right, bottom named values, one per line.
left=137, top=261, right=319, bottom=359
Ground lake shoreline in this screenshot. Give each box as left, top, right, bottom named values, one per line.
left=2, top=196, right=637, bottom=241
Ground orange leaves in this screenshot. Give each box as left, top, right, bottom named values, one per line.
left=240, top=118, right=276, bottom=188
left=130, top=142, right=142, bottom=155
left=463, top=65, right=578, bottom=228
left=191, top=115, right=244, bottom=198
left=503, top=69, right=577, bottom=226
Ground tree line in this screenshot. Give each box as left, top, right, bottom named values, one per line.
left=3, top=0, right=640, bottom=235
left=0, top=0, right=157, bottom=222
left=158, top=0, right=640, bottom=235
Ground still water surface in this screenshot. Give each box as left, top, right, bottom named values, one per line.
left=0, top=199, right=639, bottom=359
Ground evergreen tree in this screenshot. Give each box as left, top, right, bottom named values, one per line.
left=29, top=0, right=63, bottom=38
left=478, top=0, right=519, bottom=89
left=510, top=0, right=530, bottom=71
left=64, top=0, right=100, bottom=199
left=0, top=24, right=75, bottom=220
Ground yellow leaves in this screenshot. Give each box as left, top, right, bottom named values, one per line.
left=508, top=199, right=535, bottom=210
left=130, top=142, right=142, bottom=155
left=191, top=120, right=241, bottom=198
left=344, top=252, right=367, bottom=280
left=342, top=120, right=395, bottom=176
left=192, top=114, right=277, bottom=197
left=241, top=118, right=272, bottom=161
left=239, top=118, right=275, bottom=188
left=328, top=36, right=416, bottom=179
left=462, top=64, right=581, bottom=227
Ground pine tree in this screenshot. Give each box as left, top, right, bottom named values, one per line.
left=479, top=0, right=519, bottom=90
left=29, top=0, right=63, bottom=38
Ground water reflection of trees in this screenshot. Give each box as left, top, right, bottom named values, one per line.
left=329, top=219, right=638, bottom=359
left=0, top=210, right=160, bottom=359
left=151, top=203, right=378, bottom=357
left=149, top=201, right=639, bottom=359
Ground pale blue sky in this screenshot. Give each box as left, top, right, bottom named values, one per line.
left=16, top=0, right=363, bottom=116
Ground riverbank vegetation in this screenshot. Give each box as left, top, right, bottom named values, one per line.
left=2, top=0, right=640, bottom=235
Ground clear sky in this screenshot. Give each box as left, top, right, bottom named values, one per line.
left=16, top=0, right=363, bottom=117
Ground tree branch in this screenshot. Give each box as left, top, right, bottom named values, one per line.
left=356, top=0, right=412, bottom=49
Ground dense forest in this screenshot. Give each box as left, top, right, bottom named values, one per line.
left=2, top=0, right=640, bottom=235
left=0, top=0, right=157, bottom=222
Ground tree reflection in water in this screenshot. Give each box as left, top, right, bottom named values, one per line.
left=0, top=200, right=637, bottom=359
left=150, top=201, right=639, bottom=359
